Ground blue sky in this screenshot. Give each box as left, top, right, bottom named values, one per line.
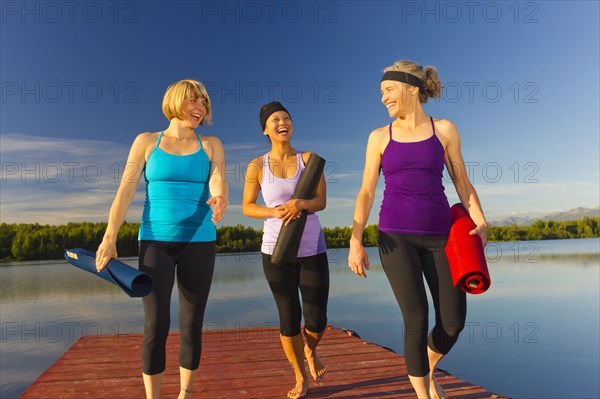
left=1, top=1, right=598, bottom=228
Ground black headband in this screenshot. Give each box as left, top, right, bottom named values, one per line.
left=260, top=101, right=290, bottom=131
left=381, top=71, right=425, bottom=93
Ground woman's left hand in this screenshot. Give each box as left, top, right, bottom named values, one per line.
left=207, top=195, right=228, bottom=223
left=276, top=199, right=305, bottom=226
left=469, top=224, right=488, bottom=247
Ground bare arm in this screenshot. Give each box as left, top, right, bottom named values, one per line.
left=439, top=120, right=488, bottom=245
left=348, top=129, right=385, bottom=277
left=205, top=136, right=229, bottom=223
left=96, top=133, right=150, bottom=271
left=242, top=157, right=277, bottom=219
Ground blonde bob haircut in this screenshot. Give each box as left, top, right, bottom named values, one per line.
left=162, top=79, right=213, bottom=125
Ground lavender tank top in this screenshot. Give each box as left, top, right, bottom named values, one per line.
left=260, top=152, right=327, bottom=256
left=379, top=118, right=452, bottom=236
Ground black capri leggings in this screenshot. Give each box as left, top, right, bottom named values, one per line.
left=139, top=240, right=215, bottom=375
left=262, top=252, right=329, bottom=337
left=378, top=232, right=466, bottom=377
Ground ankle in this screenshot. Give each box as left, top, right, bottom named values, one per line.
left=178, top=388, right=192, bottom=399
left=294, top=368, right=308, bottom=381
left=295, top=376, right=308, bottom=386
left=292, top=361, right=308, bottom=380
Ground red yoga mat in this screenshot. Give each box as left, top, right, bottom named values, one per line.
left=445, top=203, right=491, bottom=294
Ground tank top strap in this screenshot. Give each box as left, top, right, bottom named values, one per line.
left=389, top=119, right=435, bottom=138
left=261, top=153, right=271, bottom=183
left=196, top=133, right=204, bottom=151
left=154, top=131, right=165, bottom=151
left=298, top=152, right=309, bottom=176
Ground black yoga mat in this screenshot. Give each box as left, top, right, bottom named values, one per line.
left=64, top=248, right=153, bottom=297
left=271, top=153, right=326, bottom=265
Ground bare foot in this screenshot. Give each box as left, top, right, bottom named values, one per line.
left=429, top=375, right=447, bottom=399
left=287, top=380, right=308, bottom=399
left=304, top=345, right=326, bottom=382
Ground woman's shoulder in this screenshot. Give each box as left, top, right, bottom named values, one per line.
left=370, top=125, right=390, bottom=140
left=299, top=151, right=313, bottom=164
left=199, top=134, right=223, bottom=147
left=364, top=125, right=390, bottom=150
left=131, top=132, right=160, bottom=148
left=431, top=118, right=459, bottom=140
left=247, top=155, right=265, bottom=174
left=126, top=132, right=159, bottom=160
left=135, top=131, right=160, bottom=140
left=245, top=155, right=264, bottom=182
left=248, top=155, right=265, bottom=167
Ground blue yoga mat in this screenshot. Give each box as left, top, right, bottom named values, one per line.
left=64, top=248, right=153, bottom=297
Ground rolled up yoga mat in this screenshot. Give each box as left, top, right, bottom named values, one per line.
left=445, top=203, right=491, bottom=294
left=271, top=153, right=326, bottom=266
left=64, top=248, right=153, bottom=297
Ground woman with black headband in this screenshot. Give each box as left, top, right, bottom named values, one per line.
left=348, top=60, right=487, bottom=399
left=242, top=102, right=329, bottom=399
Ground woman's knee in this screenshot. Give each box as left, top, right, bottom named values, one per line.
left=302, top=302, right=327, bottom=333
left=144, top=317, right=170, bottom=343
left=280, top=324, right=301, bottom=337
left=443, top=320, right=465, bottom=338
left=304, top=316, right=327, bottom=334
left=278, top=303, right=302, bottom=336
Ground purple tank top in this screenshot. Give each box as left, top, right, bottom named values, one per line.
left=260, top=153, right=327, bottom=256
left=379, top=118, right=451, bottom=236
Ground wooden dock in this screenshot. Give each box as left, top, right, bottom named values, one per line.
left=20, top=326, right=508, bottom=398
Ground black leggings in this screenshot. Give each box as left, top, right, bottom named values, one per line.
left=378, top=232, right=466, bottom=377
left=139, top=240, right=215, bottom=375
left=262, top=252, right=329, bottom=337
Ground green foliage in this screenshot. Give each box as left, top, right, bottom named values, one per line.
left=0, top=222, right=263, bottom=261
left=322, top=224, right=378, bottom=248
left=1, top=218, right=598, bottom=261
left=216, top=224, right=262, bottom=253
left=487, top=217, right=600, bottom=242
left=322, top=226, right=351, bottom=248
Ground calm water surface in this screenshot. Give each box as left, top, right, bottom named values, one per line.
left=1, top=239, right=598, bottom=398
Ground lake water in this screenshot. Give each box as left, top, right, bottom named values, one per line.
left=1, top=239, right=599, bottom=398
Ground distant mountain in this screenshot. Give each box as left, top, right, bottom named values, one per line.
left=542, top=207, right=600, bottom=222
left=490, top=207, right=600, bottom=226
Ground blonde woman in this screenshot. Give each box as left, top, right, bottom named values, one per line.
left=96, top=80, right=228, bottom=399
left=348, top=61, right=487, bottom=399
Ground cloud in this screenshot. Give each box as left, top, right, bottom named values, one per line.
left=1, top=133, right=130, bottom=160
left=1, top=185, right=145, bottom=224
left=1, top=133, right=598, bottom=227
left=1, top=133, right=139, bottom=223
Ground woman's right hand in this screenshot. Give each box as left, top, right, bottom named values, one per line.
left=348, top=239, right=369, bottom=278
left=273, top=201, right=304, bottom=226
left=270, top=206, right=289, bottom=220
left=95, top=240, right=117, bottom=272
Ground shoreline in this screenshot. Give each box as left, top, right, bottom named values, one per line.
left=2, top=238, right=599, bottom=264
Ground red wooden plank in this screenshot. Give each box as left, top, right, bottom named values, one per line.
left=20, top=326, right=509, bottom=399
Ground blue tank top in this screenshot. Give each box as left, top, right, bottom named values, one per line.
left=379, top=118, right=452, bottom=236
left=138, top=131, right=215, bottom=242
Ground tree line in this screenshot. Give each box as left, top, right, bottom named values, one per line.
left=1, top=217, right=598, bottom=262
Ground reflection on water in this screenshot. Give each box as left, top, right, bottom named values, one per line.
left=1, top=239, right=598, bottom=399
